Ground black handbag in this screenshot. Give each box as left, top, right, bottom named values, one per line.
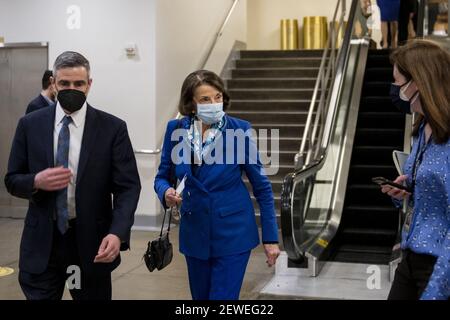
left=143, top=207, right=174, bottom=272
left=143, top=120, right=180, bottom=272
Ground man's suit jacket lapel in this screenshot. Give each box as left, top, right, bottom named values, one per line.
left=76, top=105, right=99, bottom=185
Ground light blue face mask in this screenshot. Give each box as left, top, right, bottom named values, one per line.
left=196, top=102, right=225, bottom=125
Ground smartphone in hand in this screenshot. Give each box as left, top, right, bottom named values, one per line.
left=372, top=176, right=412, bottom=193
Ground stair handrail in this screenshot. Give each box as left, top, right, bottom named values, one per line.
left=135, top=0, right=241, bottom=156
left=295, top=0, right=348, bottom=169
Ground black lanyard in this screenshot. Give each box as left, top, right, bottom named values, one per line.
left=410, top=131, right=432, bottom=195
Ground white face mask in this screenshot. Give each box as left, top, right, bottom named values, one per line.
left=196, top=102, right=225, bottom=125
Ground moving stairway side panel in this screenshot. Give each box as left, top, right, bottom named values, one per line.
left=329, top=49, right=406, bottom=265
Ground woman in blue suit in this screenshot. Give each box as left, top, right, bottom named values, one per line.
left=154, top=70, right=280, bottom=300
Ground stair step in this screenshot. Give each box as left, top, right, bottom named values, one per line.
left=263, top=165, right=296, bottom=181
left=232, top=68, right=319, bottom=79
left=257, top=137, right=301, bottom=152
left=244, top=179, right=284, bottom=194
left=231, top=100, right=315, bottom=112
left=240, top=50, right=324, bottom=59
left=229, top=88, right=317, bottom=100
left=228, top=110, right=310, bottom=124
left=227, top=78, right=316, bottom=89
left=251, top=123, right=306, bottom=139
left=236, top=58, right=322, bottom=69
left=256, top=150, right=297, bottom=165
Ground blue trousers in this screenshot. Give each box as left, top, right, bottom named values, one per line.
left=185, top=251, right=251, bottom=300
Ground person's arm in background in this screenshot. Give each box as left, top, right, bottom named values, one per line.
left=242, top=122, right=280, bottom=266
left=420, top=154, right=450, bottom=300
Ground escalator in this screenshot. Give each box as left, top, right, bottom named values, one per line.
left=328, top=49, right=405, bottom=265
left=280, top=0, right=409, bottom=279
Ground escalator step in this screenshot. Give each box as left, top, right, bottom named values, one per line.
left=359, top=97, right=398, bottom=112
left=347, top=165, right=398, bottom=185
left=351, top=146, right=400, bottom=165
left=357, top=112, right=405, bottom=129
left=361, top=81, right=391, bottom=96
left=354, top=128, right=404, bottom=147
left=331, top=248, right=392, bottom=264
left=342, top=205, right=399, bottom=229
left=364, top=67, right=393, bottom=82
left=344, top=184, right=395, bottom=207
left=341, top=228, right=397, bottom=246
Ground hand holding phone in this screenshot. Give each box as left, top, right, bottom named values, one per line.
left=372, top=176, right=412, bottom=193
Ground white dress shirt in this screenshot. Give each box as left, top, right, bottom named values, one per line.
left=53, top=102, right=87, bottom=219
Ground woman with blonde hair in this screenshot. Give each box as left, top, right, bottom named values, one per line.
left=382, top=39, right=450, bottom=300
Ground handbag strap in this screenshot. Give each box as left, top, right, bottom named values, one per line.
left=159, top=206, right=173, bottom=237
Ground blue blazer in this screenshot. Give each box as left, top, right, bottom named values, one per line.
left=4, top=104, right=141, bottom=275
left=154, top=115, right=278, bottom=260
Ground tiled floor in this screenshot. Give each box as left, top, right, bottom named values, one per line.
left=0, top=217, right=276, bottom=300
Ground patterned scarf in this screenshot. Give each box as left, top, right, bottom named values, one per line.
left=187, top=115, right=227, bottom=165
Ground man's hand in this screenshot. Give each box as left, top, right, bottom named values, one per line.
left=94, top=234, right=121, bottom=263
left=34, top=166, right=72, bottom=191
left=381, top=175, right=411, bottom=200
left=264, top=244, right=281, bottom=267
left=164, top=187, right=182, bottom=207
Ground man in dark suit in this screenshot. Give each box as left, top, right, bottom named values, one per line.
left=5, top=51, right=141, bottom=300
left=25, top=70, right=55, bottom=114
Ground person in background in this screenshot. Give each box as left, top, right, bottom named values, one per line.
left=25, top=70, right=55, bottom=114
left=398, top=0, right=418, bottom=44
left=383, top=40, right=450, bottom=300
left=378, top=0, right=401, bottom=48
left=154, top=70, right=280, bottom=300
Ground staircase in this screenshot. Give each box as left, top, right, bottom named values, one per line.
left=226, top=50, right=323, bottom=224
left=329, top=49, right=406, bottom=264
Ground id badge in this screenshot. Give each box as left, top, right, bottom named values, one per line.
left=403, top=205, right=414, bottom=234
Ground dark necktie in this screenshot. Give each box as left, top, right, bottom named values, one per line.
left=55, top=116, right=72, bottom=234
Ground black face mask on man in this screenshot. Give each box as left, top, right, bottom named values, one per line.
left=57, top=89, right=86, bottom=113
